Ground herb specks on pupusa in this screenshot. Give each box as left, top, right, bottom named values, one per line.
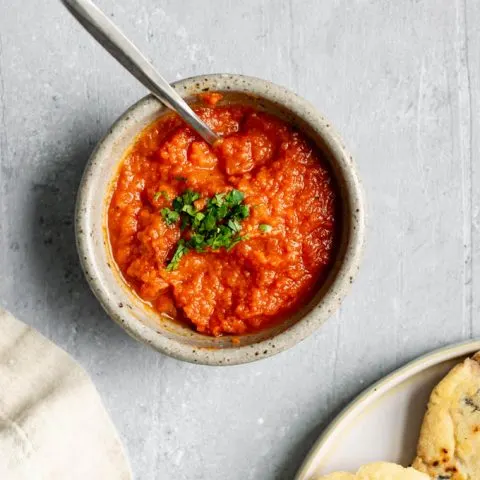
left=464, top=391, right=480, bottom=413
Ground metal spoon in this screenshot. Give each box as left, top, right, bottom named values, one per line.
left=60, top=0, right=220, bottom=145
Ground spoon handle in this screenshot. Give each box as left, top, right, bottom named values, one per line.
left=60, top=0, right=219, bottom=145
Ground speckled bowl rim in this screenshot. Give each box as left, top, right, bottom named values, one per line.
left=75, top=73, right=366, bottom=366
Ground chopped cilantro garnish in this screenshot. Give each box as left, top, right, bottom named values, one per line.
left=163, top=189, right=250, bottom=270
left=259, top=224, right=272, bottom=233
left=212, top=193, right=225, bottom=205
left=227, top=235, right=249, bottom=251
left=236, top=204, right=250, bottom=219
left=153, top=191, right=169, bottom=202
left=228, top=219, right=242, bottom=233
left=181, top=204, right=197, bottom=216
left=189, top=233, right=206, bottom=252
left=192, top=211, right=205, bottom=230
left=166, top=239, right=189, bottom=271
left=161, top=208, right=180, bottom=225
left=202, top=209, right=217, bottom=231
left=225, top=189, right=244, bottom=205
left=173, top=189, right=199, bottom=211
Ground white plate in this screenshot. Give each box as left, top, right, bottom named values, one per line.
left=295, top=340, right=480, bottom=480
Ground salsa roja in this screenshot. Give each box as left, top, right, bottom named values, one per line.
left=108, top=94, right=339, bottom=336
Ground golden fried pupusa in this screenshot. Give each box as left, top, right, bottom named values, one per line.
left=413, top=352, right=480, bottom=479
left=316, top=462, right=429, bottom=479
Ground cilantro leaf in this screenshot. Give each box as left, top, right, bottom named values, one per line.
left=235, top=204, right=250, bottom=220
left=161, top=208, right=180, bottom=225
left=217, top=204, right=229, bottom=220
left=259, top=224, right=272, bottom=233
left=228, top=219, right=242, bottom=233
left=166, top=239, right=189, bottom=271
left=188, top=233, right=206, bottom=252
left=227, top=235, right=248, bottom=251
left=180, top=215, right=190, bottom=232
left=172, top=189, right=199, bottom=211
left=192, top=211, right=205, bottom=230
left=181, top=190, right=200, bottom=207
left=181, top=204, right=197, bottom=216
left=225, top=189, right=244, bottom=206
left=172, top=196, right=183, bottom=212
left=154, top=191, right=169, bottom=202
left=211, top=193, right=226, bottom=206
left=206, top=225, right=234, bottom=250
left=202, top=209, right=217, bottom=231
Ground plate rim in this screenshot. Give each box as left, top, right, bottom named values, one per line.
left=295, top=339, right=480, bottom=480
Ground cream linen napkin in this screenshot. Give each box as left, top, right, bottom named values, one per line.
left=0, top=308, right=132, bottom=480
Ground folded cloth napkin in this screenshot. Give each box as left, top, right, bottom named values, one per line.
left=0, top=308, right=132, bottom=480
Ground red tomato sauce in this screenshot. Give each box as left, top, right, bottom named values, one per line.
left=108, top=95, right=339, bottom=336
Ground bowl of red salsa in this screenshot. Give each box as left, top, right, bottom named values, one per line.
left=76, top=74, right=365, bottom=365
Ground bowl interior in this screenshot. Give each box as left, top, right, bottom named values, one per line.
left=77, top=75, right=363, bottom=364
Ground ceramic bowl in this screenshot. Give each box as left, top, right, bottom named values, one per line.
left=75, top=73, right=365, bottom=366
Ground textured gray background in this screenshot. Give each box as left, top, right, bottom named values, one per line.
left=0, top=0, right=479, bottom=479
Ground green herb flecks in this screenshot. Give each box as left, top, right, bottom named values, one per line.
left=163, top=189, right=250, bottom=270
left=166, top=239, right=189, bottom=271
left=161, top=208, right=180, bottom=226
left=154, top=191, right=169, bottom=202
left=259, top=224, right=272, bottom=233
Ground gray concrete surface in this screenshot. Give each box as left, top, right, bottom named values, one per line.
left=0, top=0, right=479, bottom=478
